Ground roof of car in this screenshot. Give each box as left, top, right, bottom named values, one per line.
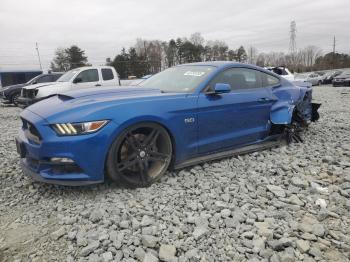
left=180, top=61, right=240, bottom=67
left=178, top=61, right=276, bottom=75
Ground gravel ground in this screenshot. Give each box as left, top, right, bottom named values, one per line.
left=0, top=85, right=350, bottom=262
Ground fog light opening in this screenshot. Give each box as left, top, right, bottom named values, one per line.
left=50, top=157, right=74, bottom=164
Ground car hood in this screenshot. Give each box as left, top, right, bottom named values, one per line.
left=23, top=82, right=63, bottom=90
left=25, top=87, right=183, bottom=122
left=335, top=75, right=350, bottom=79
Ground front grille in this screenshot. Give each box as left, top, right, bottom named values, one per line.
left=21, top=89, right=38, bottom=98
left=21, top=118, right=42, bottom=144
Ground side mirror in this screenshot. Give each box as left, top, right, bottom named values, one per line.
left=73, top=77, right=82, bottom=84
left=214, top=83, right=231, bottom=94
left=32, top=81, right=37, bottom=84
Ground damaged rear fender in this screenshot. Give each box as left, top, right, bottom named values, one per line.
left=270, top=101, right=295, bottom=125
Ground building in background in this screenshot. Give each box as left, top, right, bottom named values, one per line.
left=0, top=69, right=42, bottom=87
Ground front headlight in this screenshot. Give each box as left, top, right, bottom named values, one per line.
left=52, top=120, right=109, bottom=136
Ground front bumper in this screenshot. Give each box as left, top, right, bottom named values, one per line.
left=333, top=80, right=350, bottom=87
left=17, top=96, right=43, bottom=108
left=16, top=109, right=119, bottom=186
left=20, top=158, right=103, bottom=186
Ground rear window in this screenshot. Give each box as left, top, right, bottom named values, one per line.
left=102, top=69, right=114, bottom=81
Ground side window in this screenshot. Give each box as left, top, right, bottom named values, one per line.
left=281, top=69, right=288, bottom=75
left=260, top=72, right=280, bottom=87
left=272, top=68, right=282, bottom=75
left=75, top=69, right=99, bottom=83
left=102, top=69, right=114, bottom=81
left=209, top=68, right=261, bottom=91
left=36, top=75, right=52, bottom=83
left=51, top=74, right=61, bottom=82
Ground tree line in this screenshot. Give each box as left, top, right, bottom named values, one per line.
left=51, top=33, right=350, bottom=78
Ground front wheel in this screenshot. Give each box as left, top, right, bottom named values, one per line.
left=11, top=93, right=21, bottom=106
left=106, top=123, right=173, bottom=187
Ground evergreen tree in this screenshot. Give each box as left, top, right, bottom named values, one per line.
left=50, top=48, right=69, bottom=71
left=236, top=46, right=247, bottom=63
left=51, top=45, right=88, bottom=71
left=65, top=45, right=88, bottom=69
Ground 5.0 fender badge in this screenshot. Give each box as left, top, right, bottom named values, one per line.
left=184, top=117, right=195, bottom=123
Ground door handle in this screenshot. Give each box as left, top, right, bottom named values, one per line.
left=95, top=84, right=101, bottom=87
left=257, top=97, right=271, bottom=103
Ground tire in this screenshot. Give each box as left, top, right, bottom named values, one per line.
left=11, top=92, right=21, bottom=106
left=283, top=112, right=304, bottom=144
left=106, top=122, right=173, bottom=187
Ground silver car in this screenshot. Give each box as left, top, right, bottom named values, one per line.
left=294, top=73, right=323, bottom=86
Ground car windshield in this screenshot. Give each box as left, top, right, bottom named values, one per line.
left=57, top=69, right=79, bottom=82
left=140, top=66, right=214, bottom=93
left=26, top=75, right=41, bottom=84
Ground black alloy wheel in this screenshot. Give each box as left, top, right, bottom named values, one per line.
left=284, top=122, right=303, bottom=144
left=106, top=123, right=173, bottom=187
left=11, top=93, right=20, bottom=106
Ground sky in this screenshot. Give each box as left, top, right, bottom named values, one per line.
left=0, top=0, right=349, bottom=70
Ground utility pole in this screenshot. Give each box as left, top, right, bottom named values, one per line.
left=249, top=46, right=253, bottom=64
left=332, top=36, right=336, bottom=69
left=35, top=42, right=43, bottom=71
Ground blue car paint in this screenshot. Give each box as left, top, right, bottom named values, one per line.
left=17, top=62, right=315, bottom=185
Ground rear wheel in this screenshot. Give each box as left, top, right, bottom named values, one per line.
left=106, top=123, right=172, bottom=187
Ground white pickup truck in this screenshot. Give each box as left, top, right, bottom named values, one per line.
left=265, top=66, right=295, bottom=82
left=18, top=66, right=120, bottom=107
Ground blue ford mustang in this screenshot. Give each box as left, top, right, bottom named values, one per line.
left=16, top=62, right=320, bottom=187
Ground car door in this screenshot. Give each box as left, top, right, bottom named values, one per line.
left=196, top=67, right=274, bottom=154
left=100, top=68, right=116, bottom=87
left=73, top=69, right=101, bottom=89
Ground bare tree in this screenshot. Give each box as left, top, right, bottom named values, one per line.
left=303, top=45, right=323, bottom=68
left=190, top=32, right=205, bottom=46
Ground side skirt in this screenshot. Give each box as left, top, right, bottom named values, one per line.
left=174, top=136, right=285, bottom=170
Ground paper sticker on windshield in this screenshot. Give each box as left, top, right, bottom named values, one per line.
left=184, top=71, right=205, bottom=77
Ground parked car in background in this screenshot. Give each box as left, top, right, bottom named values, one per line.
left=294, top=72, right=322, bottom=86
left=332, top=70, right=350, bottom=87
left=315, top=71, right=327, bottom=84
left=17, top=66, right=120, bottom=107
left=16, top=62, right=320, bottom=187
left=0, top=73, right=63, bottom=105
left=322, top=70, right=342, bottom=84
left=265, top=66, right=294, bottom=81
